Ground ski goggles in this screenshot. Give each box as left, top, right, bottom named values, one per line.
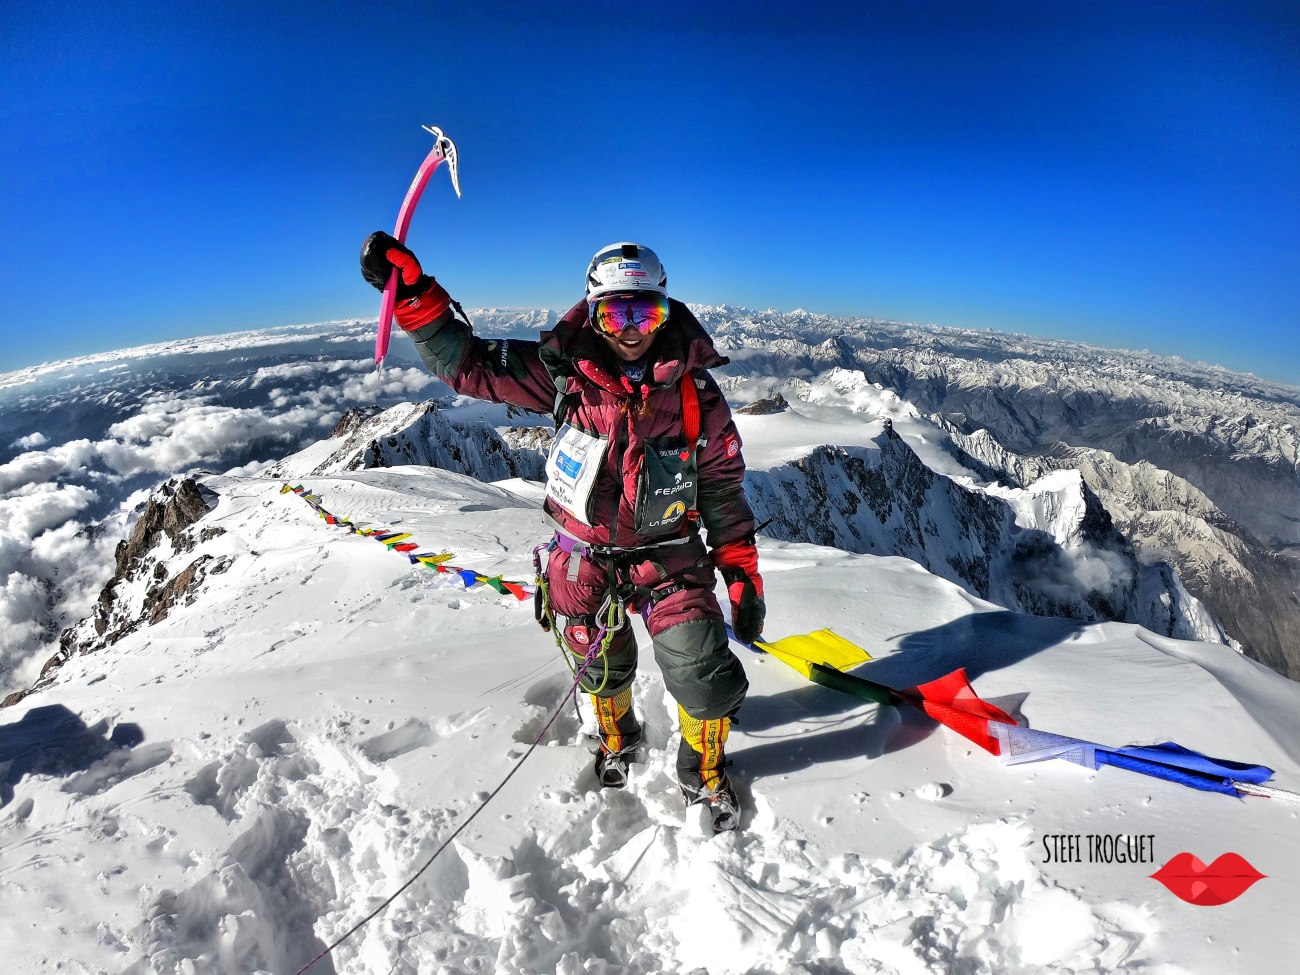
left=589, top=293, right=671, bottom=337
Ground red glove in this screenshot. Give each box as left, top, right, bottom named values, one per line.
left=713, top=538, right=765, bottom=644
left=360, top=231, right=452, bottom=330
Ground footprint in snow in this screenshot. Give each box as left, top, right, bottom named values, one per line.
left=360, top=718, right=438, bottom=762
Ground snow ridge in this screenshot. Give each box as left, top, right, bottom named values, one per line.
left=4, top=426, right=1299, bottom=973
left=262, top=400, right=545, bottom=482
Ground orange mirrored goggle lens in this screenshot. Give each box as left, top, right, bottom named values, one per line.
left=590, top=294, right=671, bottom=337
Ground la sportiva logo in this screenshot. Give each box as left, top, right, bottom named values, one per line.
left=647, top=501, right=687, bottom=528
left=1150, top=852, right=1265, bottom=905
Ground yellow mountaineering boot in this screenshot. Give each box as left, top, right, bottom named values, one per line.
left=676, top=704, right=740, bottom=832
left=591, top=686, right=643, bottom=788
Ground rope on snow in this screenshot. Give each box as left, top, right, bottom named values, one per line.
left=292, top=640, right=606, bottom=975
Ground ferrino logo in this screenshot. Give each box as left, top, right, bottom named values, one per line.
left=486, top=340, right=509, bottom=371
left=653, top=474, right=693, bottom=497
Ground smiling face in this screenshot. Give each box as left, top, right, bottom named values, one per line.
left=600, top=325, right=659, bottom=362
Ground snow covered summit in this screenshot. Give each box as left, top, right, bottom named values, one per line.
left=2, top=450, right=1297, bottom=973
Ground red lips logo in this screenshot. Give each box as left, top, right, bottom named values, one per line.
left=1150, top=852, right=1265, bottom=905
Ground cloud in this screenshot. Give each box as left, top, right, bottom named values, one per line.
left=256, top=362, right=436, bottom=411
left=1069, top=544, right=1135, bottom=593
left=0, top=483, right=99, bottom=548
left=0, top=533, right=31, bottom=584
left=251, top=361, right=357, bottom=384
left=224, top=459, right=273, bottom=476
left=0, top=450, right=69, bottom=493
left=29, top=518, right=121, bottom=616
left=0, top=440, right=107, bottom=493
left=104, top=402, right=315, bottom=474
left=0, top=344, right=445, bottom=692
left=0, top=485, right=112, bottom=690
left=0, top=571, right=50, bottom=679
left=1, top=363, right=435, bottom=500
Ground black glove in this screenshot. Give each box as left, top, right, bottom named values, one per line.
left=360, top=231, right=451, bottom=330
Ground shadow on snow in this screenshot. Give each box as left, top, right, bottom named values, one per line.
left=0, top=703, right=144, bottom=807
left=738, top=610, right=1085, bottom=780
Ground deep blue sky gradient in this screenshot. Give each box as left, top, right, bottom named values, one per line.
left=2, top=1, right=1298, bottom=383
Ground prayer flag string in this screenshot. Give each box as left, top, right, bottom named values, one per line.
left=279, top=483, right=534, bottom=600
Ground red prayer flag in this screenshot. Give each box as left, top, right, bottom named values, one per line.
left=904, top=669, right=1017, bottom=755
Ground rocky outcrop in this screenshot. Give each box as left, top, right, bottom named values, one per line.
left=330, top=406, right=383, bottom=438
left=737, top=393, right=790, bottom=415
left=941, top=418, right=1300, bottom=678
left=744, top=429, right=1225, bottom=644
left=114, top=477, right=216, bottom=575
left=98, top=478, right=223, bottom=644
left=500, top=426, right=555, bottom=453
left=3, top=478, right=227, bottom=708
left=263, top=401, right=546, bottom=482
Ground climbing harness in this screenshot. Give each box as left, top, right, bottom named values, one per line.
left=532, top=537, right=630, bottom=695
left=532, top=525, right=713, bottom=692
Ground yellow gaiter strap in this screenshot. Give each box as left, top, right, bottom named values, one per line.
left=592, top=687, right=634, bottom=753
left=678, top=704, right=730, bottom=789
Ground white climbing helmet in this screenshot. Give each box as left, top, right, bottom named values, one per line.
left=585, top=242, right=668, bottom=300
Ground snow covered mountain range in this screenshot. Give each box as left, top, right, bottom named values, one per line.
left=32, top=387, right=1223, bottom=694
left=3, top=308, right=1297, bottom=695
left=461, top=307, right=1299, bottom=682
left=693, top=307, right=1300, bottom=680
left=3, top=311, right=1299, bottom=972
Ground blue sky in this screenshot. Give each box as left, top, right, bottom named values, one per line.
left=2, top=1, right=1298, bottom=383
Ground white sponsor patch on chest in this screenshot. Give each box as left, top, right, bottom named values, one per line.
left=544, top=424, right=609, bottom=526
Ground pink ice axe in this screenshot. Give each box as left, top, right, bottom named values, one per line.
left=375, top=125, right=462, bottom=370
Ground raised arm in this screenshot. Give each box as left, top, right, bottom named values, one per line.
left=360, top=231, right=555, bottom=413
